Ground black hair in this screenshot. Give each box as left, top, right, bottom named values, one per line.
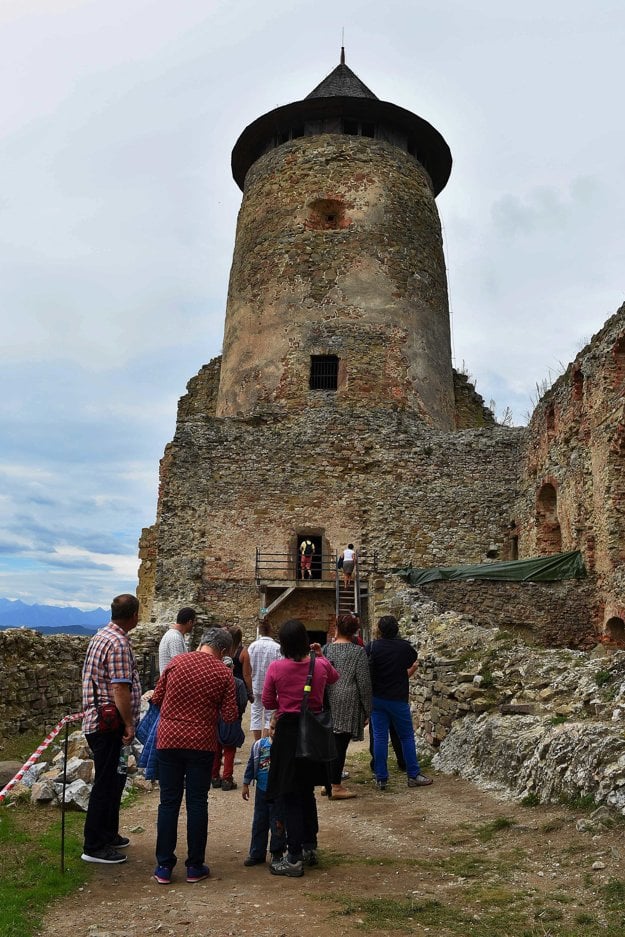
left=111, top=594, right=140, bottom=621
left=176, top=607, right=196, bottom=625
left=348, top=543, right=354, bottom=549
left=278, top=619, right=310, bottom=661
left=227, top=624, right=243, bottom=650
left=377, top=615, right=399, bottom=639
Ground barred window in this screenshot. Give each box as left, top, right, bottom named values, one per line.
left=310, top=355, right=339, bottom=391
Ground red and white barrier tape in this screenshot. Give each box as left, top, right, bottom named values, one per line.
left=0, top=711, right=84, bottom=804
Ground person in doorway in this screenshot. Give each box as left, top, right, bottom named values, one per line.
left=158, top=607, right=196, bottom=674
left=339, top=543, right=357, bottom=588
left=81, top=593, right=142, bottom=864
left=299, top=538, right=315, bottom=579
left=248, top=620, right=282, bottom=739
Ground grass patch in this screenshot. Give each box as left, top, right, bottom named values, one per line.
left=595, top=669, right=613, bottom=687
left=521, top=792, right=540, bottom=807
left=331, top=894, right=459, bottom=931
left=549, top=715, right=568, bottom=726
left=600, top=878, right=625, bottom=910
left=319, top=849, right=398, bottom=869
left=0, top=730, right=58, bottom=764
left=0, top=805, right=89, bottom=937
left=558, top=792, right=596, bottom=811
left=436, top=852, right=493, bottom=878
left=475, top=816, right=514, bottom=843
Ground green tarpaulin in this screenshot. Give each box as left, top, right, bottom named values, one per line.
left=395, top=550, right=586, bottom=586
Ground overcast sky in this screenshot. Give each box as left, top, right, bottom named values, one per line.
left=2, top=0, right=624, bottom=609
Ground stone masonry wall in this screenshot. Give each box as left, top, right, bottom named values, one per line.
left=419, top=579, right=596, bottom=648
left=0, top=626, right=163, bottom=740
left=517, top=303, right=625, bottom=632
left=217, top=134, right=455, bottom=428
left=140, top=398, right=525, bottom=636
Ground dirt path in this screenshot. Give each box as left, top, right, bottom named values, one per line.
left=36, top=738, right=625, bottom=937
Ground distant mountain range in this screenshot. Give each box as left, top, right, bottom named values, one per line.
left=0, top=598, right=108, bottom=635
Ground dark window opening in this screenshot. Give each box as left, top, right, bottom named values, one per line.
left=292, top=125, right=305, bottom=139
left=361, top=122, right=375, bottom=138
left=306, top=198, right=346, bottom=231
left=606, top=616, right=625, bottom=644
left=343, top=118, right=359, bottom=135
left=310, top=355, right=339, bottom=391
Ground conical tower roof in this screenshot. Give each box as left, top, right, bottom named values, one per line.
left=231, top=51, right=452, bottom=195
left=306, top=49, right=378, bottom=100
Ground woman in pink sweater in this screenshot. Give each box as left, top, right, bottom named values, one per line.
left=262, top=619, right=339, bottom=877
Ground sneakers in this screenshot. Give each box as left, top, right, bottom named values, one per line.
left=110, top=834, right=130, bottom=849
left=302, top=848, right=318, bottom=867
left=153, top=865, right=172, bottom=884
left=221, top=778, right=237, bottom=791
left=375, top=779, right=388, bottom=791
left=81, top=847, right=127, bottom=864
left=243, top=855, right=265, bottom=866
left=269, top=856, right=304, bottom=877
left=407, top=774, right=433, bottom=787
left=186, top=864, right=210, bottom=883
left=211, top=777, right=222, bottom=789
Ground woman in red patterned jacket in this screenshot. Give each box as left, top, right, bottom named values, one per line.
left=151, top=627, right=238, bottom=885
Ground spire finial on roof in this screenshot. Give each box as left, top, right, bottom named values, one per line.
left=340, top=45, right=345, bottom=65
left=341, top=26, right=345, bottom=64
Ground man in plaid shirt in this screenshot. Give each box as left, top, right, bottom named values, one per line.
left=81, top=593, right=142, bottom=864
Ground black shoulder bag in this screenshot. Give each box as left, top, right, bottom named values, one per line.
left=295, top=652, right=337, bottom=763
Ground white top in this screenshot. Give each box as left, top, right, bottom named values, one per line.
left=158, top=628, right=188, bottom=674
left=343, top=547, right=355, bottom=562
left=248, top=635, right=282, bottom=694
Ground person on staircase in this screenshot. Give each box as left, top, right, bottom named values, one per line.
left=339, top=543, right=357, bottom=589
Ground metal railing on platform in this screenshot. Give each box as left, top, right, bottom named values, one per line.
left=255, top=549, right=377, bottom=582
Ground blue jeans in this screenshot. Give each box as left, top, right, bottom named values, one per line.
left=156, top=748, right=214, bottom=869
left=248, top=787, right=286, bottom=860
left=370, top=697, right=420, bottom=782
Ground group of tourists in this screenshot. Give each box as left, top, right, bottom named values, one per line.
left=80, top=594, right=431, bottom=884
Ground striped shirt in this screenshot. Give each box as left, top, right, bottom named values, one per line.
left=248, top=636, right=282, bottom=695
left=81, top=622, right=142, bottom=735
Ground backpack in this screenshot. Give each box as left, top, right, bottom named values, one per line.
left=218, top=717, right=245, bottom=749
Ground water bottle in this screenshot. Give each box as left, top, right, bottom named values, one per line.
left=117, top=744, right=130, bottom=776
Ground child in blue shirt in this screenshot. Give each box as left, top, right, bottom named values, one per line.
left=241, top=715, right=286, bottom=866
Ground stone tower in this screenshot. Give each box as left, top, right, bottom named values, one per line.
left=138, top=53, right=517, bottom=640
left=217, top=50, right=455, bottom=429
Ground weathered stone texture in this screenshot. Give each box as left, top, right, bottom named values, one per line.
left=516, top=303, right=625, bottom=633
left=217, top=135, right=455, bottom=428
left=453, top=370, right=496, bottom=429
left=141, top=400, right=523, bottom=634
left=420, top=578, right=596, bottom=647
left=0, top=627, right=162, bottom=739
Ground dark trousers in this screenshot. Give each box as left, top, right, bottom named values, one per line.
left=84, top=729, right=126, bottom=853
left=282, top=784, right=318, bottom=861
left=331, top=731, right=352, bottom=785
left=248, top=787, right=286, bottom=859
left=156, top=748, right=214, bottom=869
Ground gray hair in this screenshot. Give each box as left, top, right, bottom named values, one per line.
left=199, top=628, right=233, bottom=655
